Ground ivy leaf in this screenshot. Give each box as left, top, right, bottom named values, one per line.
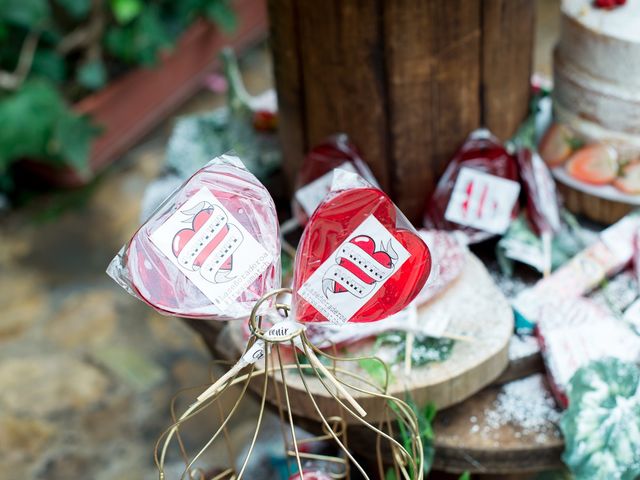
left=31, top=49, right=67, bottom=83
left=0, top=0, right=50, bottom=27
left=561, top=358, right=640, bottom=480
left=0, top=80, right=61, bottom=171
left=50, top=111, right=100, bottom=174
left=110, top=0, right=142, bottom=24
left=54, top=0, right=91, bottom=19
left=358, top=358, right=390, bottom=388
left=205, top=0, right=237, bottom=33
left=76, top=58, right=107, bottom=90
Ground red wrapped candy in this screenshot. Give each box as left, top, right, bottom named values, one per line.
left=292, top=134, right=379, bottom=225
left=293, top=172, right=431, bottom=324
left=423, top=129, right=519, bottom=244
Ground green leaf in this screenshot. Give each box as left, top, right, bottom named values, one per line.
left=110, top=0, right=142, bottom=24
left=31, top=49, right=67, bottom=83
left=384, top=468, right=397, bottom=480
left=561, top=358, right=640, bottom=480
left=358, top=358, right=390, bottom=388
left=0, top=0, right=50, bottom=27
left=205, top=0, right=237, bottom=33
left=50, top=111, right=100, bottom=174
left=54, top=0, right=91, bottom=19
left=105, top=7, right=173, bottom=65
left=0, top=80, right=62, bottom=171
left=459, top=472, right=471, bottom=480
left=76, top=58, right=107, bottom=90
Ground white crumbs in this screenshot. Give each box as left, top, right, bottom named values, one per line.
left=471, top=374, right=561, bottom=443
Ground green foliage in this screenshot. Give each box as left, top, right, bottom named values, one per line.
left=358, top=357, right=390, bottom=388
left=0, top=80, right=98, bottom=174
left=0, top=0, right=236, bottom=195
left=561, top=358, right=640, bottom=480
left=375, top=332, right=455, bottom=367
left=387, top=398, right=438, bottom=478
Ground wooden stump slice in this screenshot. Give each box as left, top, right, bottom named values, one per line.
left=432, top=374, right=564, bottom=474
left=222, top=252, right=513, bottom=424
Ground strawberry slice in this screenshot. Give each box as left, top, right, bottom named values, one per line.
left=614, top=162, right=640, bottom=194
left=538, top=123, right=575, bottom=167
left=566, top=144, right=618, bottom=185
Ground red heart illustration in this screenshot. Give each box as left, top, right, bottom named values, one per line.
left=293, top=187, right=431, bottom=323
left=123, top=161, right=280, bottom=320
left=172, top=208, right=233, bottom=274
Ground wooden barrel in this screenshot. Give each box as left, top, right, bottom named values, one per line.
left=268, top=0, right=535, bottom=223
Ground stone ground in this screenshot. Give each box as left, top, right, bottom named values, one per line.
left=0, top=46, right=274, bottom=480
left=0, top=3, right=561, bottom=479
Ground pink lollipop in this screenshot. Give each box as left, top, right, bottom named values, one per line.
left=109, top=155, right=281, bottom=320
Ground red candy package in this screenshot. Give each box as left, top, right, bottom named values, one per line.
left=423, top=129, right=520, bottom=244
left=516, top=148, right=561, bottom=237
left=108, top=154, right=281, bottom=320
left=292, top=171, right=431, bottom=324
left=292, top=134, right=379, bottom=225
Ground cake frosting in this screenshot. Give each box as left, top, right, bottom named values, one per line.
left=553, top=0, right=640, bottom=156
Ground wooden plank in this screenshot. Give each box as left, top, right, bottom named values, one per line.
left=482, top=0, right=535, bottom=141
left=296, top=0, right=390, bottom=190
left=268, top=0, right=307, bottom=189
left=385, top=0, right=482, bottom=222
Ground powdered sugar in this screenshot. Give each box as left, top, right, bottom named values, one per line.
left=471, top=375, right=561, bottom=442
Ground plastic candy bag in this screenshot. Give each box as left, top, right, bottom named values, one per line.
left=292, top=134, right=379, bottom=225
left=108, top=154, right=281, bottom=320
left=292, top=170, right=431, bottom=324
left=423, top=129, right=519, bottom=244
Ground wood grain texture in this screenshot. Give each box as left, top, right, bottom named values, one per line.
left=385, top=0, right=481, bottom=221
left=482, top=0, right=535, bottom=141
left=432, top=374, right=564, bottom=474
left=268, top=0, right=306, bottom=190
left=270, top=0, right=533, bottom=223
left=296, top=0, right=390, bottom=190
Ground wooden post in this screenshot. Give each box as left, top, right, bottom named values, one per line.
left=269, top=0, right=534, bottom=224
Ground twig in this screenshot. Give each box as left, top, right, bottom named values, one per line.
left=56, top=0, right=105, bottom=56
left=0, top=31, right=40, bottom=90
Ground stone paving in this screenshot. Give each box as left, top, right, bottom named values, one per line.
left=0, top=46, right=272, bottom=480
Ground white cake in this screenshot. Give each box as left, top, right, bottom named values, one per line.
left=553, top=0, right=640, bottom=157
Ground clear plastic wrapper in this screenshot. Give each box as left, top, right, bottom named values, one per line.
left=423, top=129, right=520, bottom=244
left=107, top=154, right=281, bottom=320
left=292, top=133, right=379, bottom=225
left=292, top=170, right=432, bottom=324
left=516, top=148, right=561, bottom=236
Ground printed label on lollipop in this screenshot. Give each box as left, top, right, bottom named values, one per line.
left=298, top=215, right=410, bottom=324
left=150, top=187, right=273, bottom=309
left=295, top=162, right=357, bottom=216
left=444, top=167, right=520, bottom=235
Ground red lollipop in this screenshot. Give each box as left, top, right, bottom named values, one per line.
left=423, top=129, right=519, bottom=243
left=109, top=155, right=281, bottom=320
left=292, top=134, right=379, bottom=225
left=293, top=186, right=431, bottom=324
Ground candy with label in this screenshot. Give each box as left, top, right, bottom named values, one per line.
left=292, top=134, right=379, bottom=225
left=293, top=175, right=431, bottom=324
left=424, top=129, right=519, bottom=243
left=107, top=154, right=281, bottom=321
left=535, top=297, right=640, bottom=407
left=513, top=212, right=640, bottom=324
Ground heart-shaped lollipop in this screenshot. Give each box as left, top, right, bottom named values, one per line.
left=118, top=156, right=280, bottom=320
left=293, top=187, right=431, bottom=324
